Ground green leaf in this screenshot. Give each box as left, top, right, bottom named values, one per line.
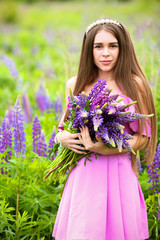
left=48, top=143, right=60, bottom=159
left=85, top=99, right=90, bottom=111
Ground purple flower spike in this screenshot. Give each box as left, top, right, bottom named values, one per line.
left=5, top=107, right=13, bottom=125
left=92, top=116, right=103, bottom=131
left=32, top=115, right=41, bottom=153
left=36, top=82, right=53, bottom=113
left=136, top=158, right=143, bottom=173
left=45, top=94, right=54, bottom=113
left=0, top=118, right=12, bottom=157
left=154, top=143, right=160, bottom=168
left=22, top=92, right=33, bottom=122
left=80, top=110, right=89, bottom=118
left=12, top=96, right=26, bottom=158
left=48, top=127, right=57, bottom=160
left=0, top=127, right=2, bottom=150
left=37, top=129, right=48, bottom=157
left=0, top=118, right=12, bottom=177
left=36, top=83, right=46, bottom=112
left=54, top=96, right=63, bottom=120
left=1, top=55, right=19, bottom=80
left=48, top=127, right=56, bottom=149
left=147, top=143, right=160, bottom=194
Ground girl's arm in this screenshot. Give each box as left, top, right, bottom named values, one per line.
left=58, top=130, right=86, bottom=154
left=57, top=76, right=87, bottom=154
left=65, top=76, right=77, bottom=107
left=79, top=126, right=149, bottom=155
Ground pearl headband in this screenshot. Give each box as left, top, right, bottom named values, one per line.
left=85, top=19, right=123, bottom=36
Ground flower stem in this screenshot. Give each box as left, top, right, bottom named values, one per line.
left=16, top=170, right=21, bottom=220
left=44, top=158, right=67, bottom=179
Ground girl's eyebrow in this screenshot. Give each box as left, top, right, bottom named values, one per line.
left=93, top=41, right=118, bottom=45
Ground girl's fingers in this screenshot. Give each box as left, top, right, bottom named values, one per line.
left=79, top=126, right=94, bottom=151
left=71, top=133, right=82, bottom=139
left=69, top=144, right=86, bottom=150
left=80, top=126, right=89, bottom=137
left=69, top=147, right=87, bottom=154
left=69, top=139, right=83, bottom=144
left=96, top=135, right=103, bottom=143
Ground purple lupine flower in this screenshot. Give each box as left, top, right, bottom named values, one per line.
left=66, top=78, right=153, bottom=154
left=54, top=96, right=63, bottom=120
left=35, top=83, right=46, bottom=112
left=0, top=55, right=22, bottom=89
left=32, top=115, right=41, bottom=153
left=0, top=127, right=2, bottom=151
left=22, top=92, right=33, bottom=122
left=12, top=96, right=26, bottom=158
left=37, top=130, right=48, bottom=157
left=48, top=127, right=56, bottom=149
left=48, top=127, right=57, bottom=160
left=0, top=118, right=12, bottom=157
left=0, top=159, right=11, bottom=177
left=1, top=55, right=19, bottom=80
left=102, top=130, right=110, bottom=142
left=118, top=112, right=154, bottom=123
left=5, top=107, right=13, bottom=125
left=88, top=79, right=107, bottom=108
left=108, top=105, right=117, bottom=115
left=92, top=116, right=103, bottom=131
left=113, top=122, right=125, bottom=134
left=72, top=109, right=89, bottom=129
left=36, top=82, right=53, bottom=113
left=1, top=160, right=4, bottom=175
left=137, top=158, right=143, bottom=173
left=0, top=118, right=12, bottom=177
left=147, top=143, right=160, bottom=194
left=154, top=143, right=160, bottom=168
left=76, top=91, right=89, bottom=109
left=115, top=138, right=123, bottom=152
left=45, top=94, right=54, bottom=113
left=80, top=109, right=89, bottom=118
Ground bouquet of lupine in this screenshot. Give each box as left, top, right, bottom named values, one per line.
left=44, top=79, right=153, bottom=184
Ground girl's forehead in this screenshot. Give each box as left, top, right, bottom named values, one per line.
left=94, top=30, right=117, bottom=42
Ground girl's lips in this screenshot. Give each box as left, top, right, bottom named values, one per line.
left=100, top=60, right=112, bottom=65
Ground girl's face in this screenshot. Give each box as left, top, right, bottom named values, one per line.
left=93, top=30, right=119, bottom=75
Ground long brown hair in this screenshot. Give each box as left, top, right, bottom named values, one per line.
left=64, top=18, right=157, bottom=167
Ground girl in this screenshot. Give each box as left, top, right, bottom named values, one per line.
left=52, top=18, right=157, bottom=240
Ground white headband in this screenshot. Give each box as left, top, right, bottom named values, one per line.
left=85, top=19, right=123, bottom=36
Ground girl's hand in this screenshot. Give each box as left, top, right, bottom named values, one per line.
left=79, top=126, right=106, bottom=154
left=79, top=126, right=149, bottom=156
left=59, top=130, right=87, bottom=154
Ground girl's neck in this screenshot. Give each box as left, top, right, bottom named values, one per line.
left=97, top=70, right=114, bottom=83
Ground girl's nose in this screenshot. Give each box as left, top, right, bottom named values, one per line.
left=102, top=47, right=109, bottom=56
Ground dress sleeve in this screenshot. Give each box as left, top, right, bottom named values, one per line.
left=124, top=96, right=152, bottom=137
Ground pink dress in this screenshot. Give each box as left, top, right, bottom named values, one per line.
left=52, top=92, right=151, bottom=240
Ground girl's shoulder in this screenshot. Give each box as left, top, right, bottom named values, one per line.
left=66, top=76, right=77, bottom=92
left=65, top=76, right=77, bottom=106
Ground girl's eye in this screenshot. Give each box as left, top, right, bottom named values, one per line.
left=94, top=45, right=102, bottom=49
left=110, top=45, right=118, bottom=48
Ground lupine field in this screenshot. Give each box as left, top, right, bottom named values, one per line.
left=0, top=1, right=160, bottom=239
